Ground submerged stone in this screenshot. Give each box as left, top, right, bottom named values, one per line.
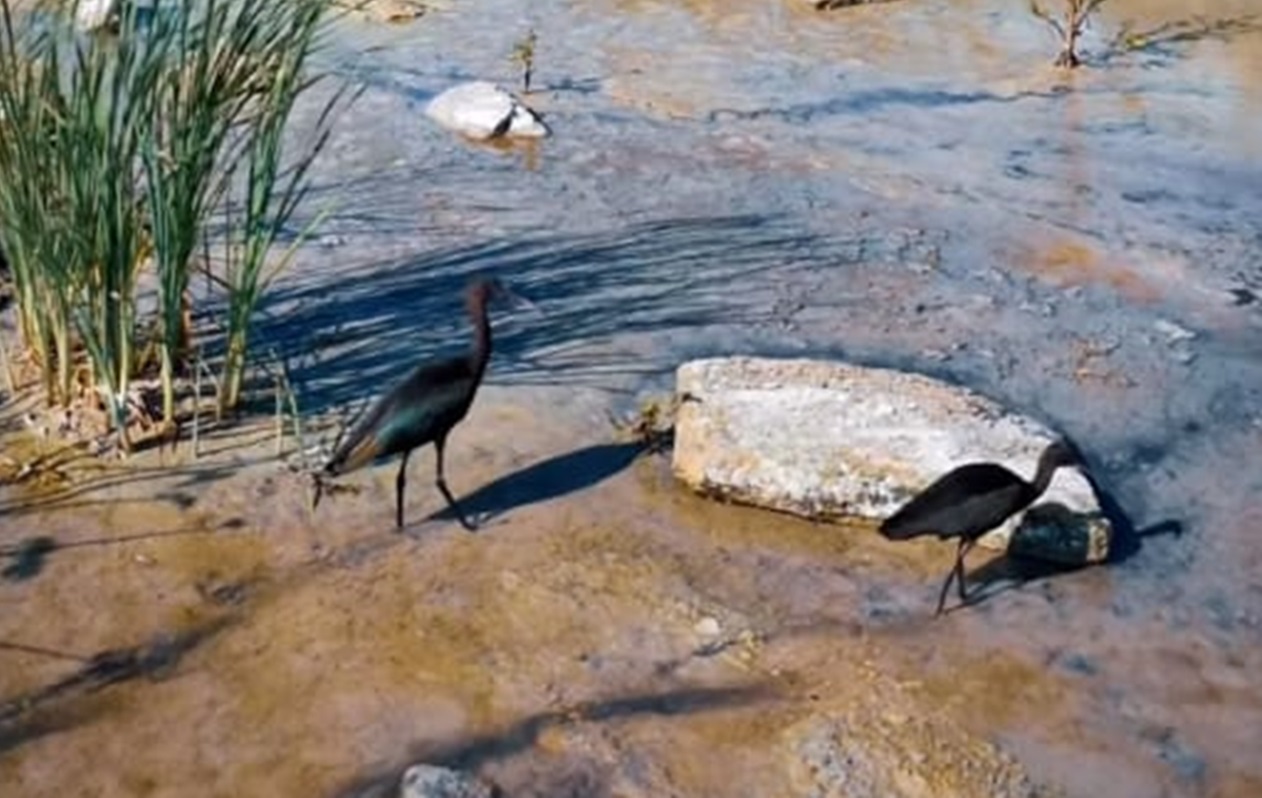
left=425, top=81, right=550, bottom=141
left=400, top=764, right=496, bottom=798
left=671, top=356, right=1111, bottom=564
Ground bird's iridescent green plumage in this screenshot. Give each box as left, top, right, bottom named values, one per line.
left=316, top=277, right=524, bottom=531
left=325, top=357, right=479, bottom=476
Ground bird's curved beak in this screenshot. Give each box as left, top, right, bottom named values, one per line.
left=500, top=284, right=543, bottom=317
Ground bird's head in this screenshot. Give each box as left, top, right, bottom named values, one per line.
left=467, top=276, right=539, bottom=315
left=1041, top=438, right=1082, bottom=472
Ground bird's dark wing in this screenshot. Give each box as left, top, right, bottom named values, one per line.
left=879, top=463, right=1025, bottom=540
left=326, top=357, right=476, bottom=475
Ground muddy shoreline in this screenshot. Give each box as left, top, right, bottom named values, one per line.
left=3, top=0, right=1261, bottom=795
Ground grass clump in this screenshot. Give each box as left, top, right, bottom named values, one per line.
left=0, top=0, right=352, bottom=453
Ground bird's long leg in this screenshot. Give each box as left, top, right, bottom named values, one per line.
left=434, top=435, right=477, bottom=532
left=935, top=538, right=969, bottom=617
left=311, top=472, right=324, bottom=512
left=935, top=551, right=958, bottom=617
left=955, top=539, right=975, bottom=602
left=395, top=449, right=411, bottom=530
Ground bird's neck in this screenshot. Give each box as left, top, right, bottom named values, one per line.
left=1028, top=453, right=1062, bottom=500
left=467, top=299, right=492, bottom=374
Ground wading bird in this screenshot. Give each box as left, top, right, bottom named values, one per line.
left=878, top=440, right=1081, bottom=616
left=316, top=277, right=532, bottom=531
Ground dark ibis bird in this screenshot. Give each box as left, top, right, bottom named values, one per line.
left=317, top=277, right=532, bottom=531
left=878, top=440, right=1081, bottom=616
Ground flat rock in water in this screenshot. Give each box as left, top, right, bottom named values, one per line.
left=399, top=765, right=496, bottom=798
left=424, top=81, right=550, bottom=141
left=672, top=356, right=1111, bottom=564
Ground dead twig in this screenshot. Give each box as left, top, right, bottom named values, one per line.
left=1031, top=0, right=1109, bottom=67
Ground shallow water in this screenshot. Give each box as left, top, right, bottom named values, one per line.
left=272, top=0, right=1262, bottom=792
left=4, top=0, right=1262, bottom=795
left=288, top=1, right=1262, bottom=792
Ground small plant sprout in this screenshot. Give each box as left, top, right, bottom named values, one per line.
left=510, top=28, right=537, bottom=94
left=607, top=392, right=702, bottom=455
left=1030, top=0, right=1109, bottom=68
left=266, top=348, right=304, bottom=459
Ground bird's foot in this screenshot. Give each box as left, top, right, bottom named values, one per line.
left=311, top=473, right=325, bottom=512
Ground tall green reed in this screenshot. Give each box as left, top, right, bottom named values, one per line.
left=0, top=0, right=348, bottom=447
left=211, top=0, right=350, bottom=413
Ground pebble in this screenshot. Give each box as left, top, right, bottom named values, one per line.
left=1228, top=286, right=1256, bottom=306
left=1154, top=318, right=1196, bottom=343
left=400, top=764, right=496, bottom=798
left=694, top=616, right=721, bottom=637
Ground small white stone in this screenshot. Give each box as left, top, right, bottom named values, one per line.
left=1154, top=318, right=1196, bottom=343
left=425, top=81, right=550, bottom=141
left=694, top=616, right=721, bottom=637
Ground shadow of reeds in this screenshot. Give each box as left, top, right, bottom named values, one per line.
left=252, top=213, right=831, bottom=415
left=0, top=614, right=237, bottom=755
left=1100, top=14, right=1262, bottom=67
left=0, top=517, right=245, bottom=582
left=329, top=682, right=778, bottom=798
left=0, top=420, right=279, bottom=519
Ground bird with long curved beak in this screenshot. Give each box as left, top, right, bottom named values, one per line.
left=878, top=440, right=1083, bottom=615
left=313, top=277, right=539, bottom=531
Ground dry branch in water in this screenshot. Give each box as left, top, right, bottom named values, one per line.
left=509, top=28, right=537, bottom=94
left=1031, top=0, right=1109, bottom=67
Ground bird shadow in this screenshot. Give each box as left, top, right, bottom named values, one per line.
left=1087, top=466, right=1186, bottom=566
left=960, top=518, right=1185, bottom=612
left=327, top=682, right=777, bottom=798
left=425, top=441, right=646, bottom=528
left=950, top=441, right=1185, bottom=613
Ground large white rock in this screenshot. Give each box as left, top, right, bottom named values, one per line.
left=671, top=357, right=1111, bottom=564
left=424, top=81, right=550, bottom=141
